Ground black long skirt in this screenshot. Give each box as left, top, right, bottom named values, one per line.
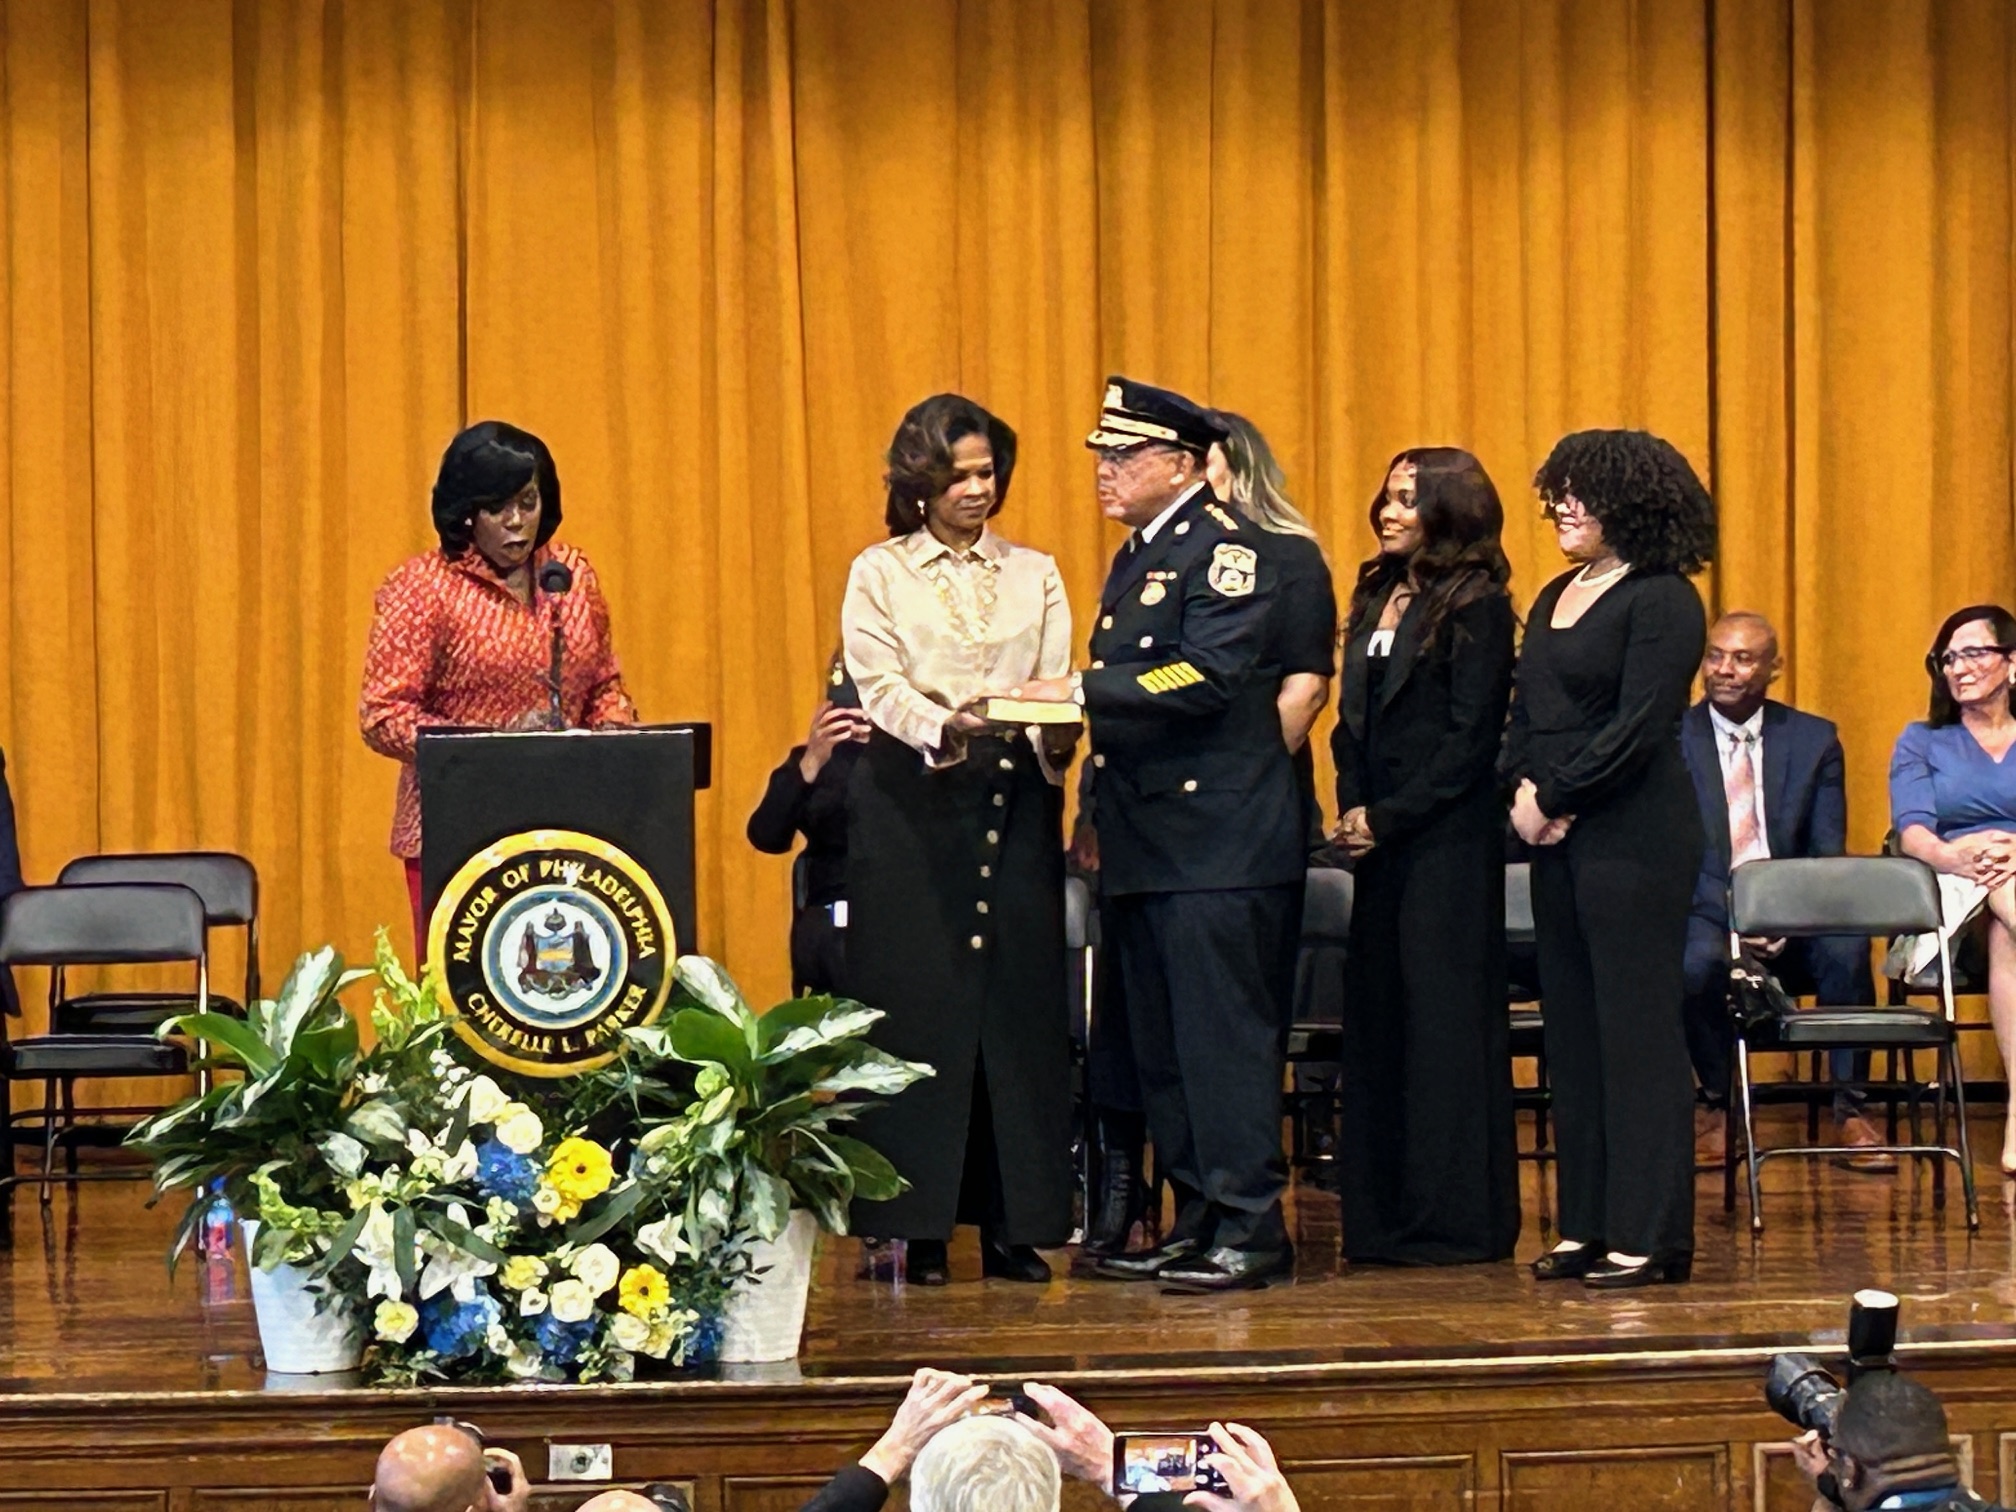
left=1336, top=790, right=1521, bottom=1264
left=843, top=729, right=1073, bottom=1245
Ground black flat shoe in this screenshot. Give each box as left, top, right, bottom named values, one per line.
left=1092, top=1234, right=1209, bottom=1281
left=1530, top=1245, right=1598, bottom=1281
left=1158, top=1243, right=1295, bottom=1293
left=907, top=1239, right=950, bottom=1286
left=1582, top=1252, right=1691, bottom=1289
left=981, top=1235, right=1052, bottom=1284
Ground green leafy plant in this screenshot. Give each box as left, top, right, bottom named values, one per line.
left=625, top=958, right=932, bottom=1241
left=126, top=930, right=448, bottom=1272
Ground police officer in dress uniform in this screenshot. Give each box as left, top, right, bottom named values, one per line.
left=1010, top=378, right=1306, bottom=1292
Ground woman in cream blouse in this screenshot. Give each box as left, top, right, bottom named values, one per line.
left=839, top=392, right=1076, bottom=1286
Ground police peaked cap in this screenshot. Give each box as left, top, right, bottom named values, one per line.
left=1086, top=376, right=1228, bottom=456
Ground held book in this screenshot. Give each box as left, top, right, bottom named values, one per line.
left=980, top=697, right=1082, bottom=726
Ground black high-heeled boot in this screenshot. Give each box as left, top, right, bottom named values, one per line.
left=1079, top=1110, right=1146, bottom=1258
left=981, top=1232, right=1052, bottom=1283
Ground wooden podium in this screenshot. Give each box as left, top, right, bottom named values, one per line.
left=416, top=725, right=712, bottom=954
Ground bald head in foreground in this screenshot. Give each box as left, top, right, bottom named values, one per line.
left=370, top=1425, right=527, bottom=1512
left=575, top=1495, right=661, bottom=1512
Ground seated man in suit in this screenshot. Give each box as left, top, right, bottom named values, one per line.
left=1681, top=612, right=1889, bottom=1172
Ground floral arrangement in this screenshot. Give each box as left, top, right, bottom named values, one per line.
left=129, top=932, right=929, bottom=1384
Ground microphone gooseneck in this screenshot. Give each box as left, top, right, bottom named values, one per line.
left=541, top=560, right=574, bottom=730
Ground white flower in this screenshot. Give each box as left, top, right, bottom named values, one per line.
left=531, top=1186, right=564, bottom=1216
left=549, top=1278, right=595, bottom=1323
left=440, top=1139, right=479, bottom=1185
left=358, top=1071, right=389, bottom=1096
left=373, top=1299, right=419, bottom=1343
left=461, top=1074, right=510, bottom=1125
left=485, top=1322, right=513, bottom=1356
left=519, top=1287, right=549, bottom=1317
left=506, top=1343, right=546, bottom=1379
left=568, top=1242, right=621, bottom=1296
left=496, top=1106, right=545, bottom=1155
left=417, top=1205, right=498, bottom=1302
left=641, top=1321, right=678, bottom=1360
left=352, top=1205, right=406, bottom=1301
left=635, top=1214, right=693, bottom=1267
left=609, top=1312, right=651, bottom=1352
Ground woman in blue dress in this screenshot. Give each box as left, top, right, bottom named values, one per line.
left=1891, top=603, right=2016, bottom=1178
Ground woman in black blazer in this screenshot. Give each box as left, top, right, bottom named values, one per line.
left=1332, top=447, right=1520, bottom=1265
left=1503, top=429, right=1715, bottom=1289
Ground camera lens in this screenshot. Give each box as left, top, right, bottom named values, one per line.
left=1765, top=1352, right=1847, bottom=1435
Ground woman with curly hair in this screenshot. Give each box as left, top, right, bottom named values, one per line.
left=1503, top=428, right=1715, bottom=1289
left=1331, top=447, right=1520, bottom=1264
left=839, top=393, right=1077, bottom=1284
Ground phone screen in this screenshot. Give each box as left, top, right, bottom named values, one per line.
left=1112, top=1433, right=1223, bottom=1497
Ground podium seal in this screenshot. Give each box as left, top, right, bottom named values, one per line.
left=426, top=829, right=676, bottom=1077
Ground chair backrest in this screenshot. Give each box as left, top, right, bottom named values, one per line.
left=1730, top=856, right=1942, bottom=938
left=0, top=883, right=209, bottom=967
left=1299, top=866, right=1353, bottom=947
left=1064, top=874, right=1098, bottom=951
left=1505, top=863, right=1536, bottom=944
left=57, top=851, right=257, bottom=926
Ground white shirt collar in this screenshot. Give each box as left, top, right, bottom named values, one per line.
left=1710, top=704, right=1764, bottom=744
left=1138, top=481, right=1209, bottom=545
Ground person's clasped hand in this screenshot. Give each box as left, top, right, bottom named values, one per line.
left=1335, top=806, right=1375, bottom=858
left=1187, top=1422, right=1300, bottom=1512
left=1953, top=829, right=2016, bottom=889
left=858, top=1368, right=990, bottom=1485
left=1510, top=779, right=1574, bottom=848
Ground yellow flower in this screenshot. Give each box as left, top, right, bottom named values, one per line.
left=498, top=1255, right=549, bottom=1292
left=618, top=1263, right=670, bottom=1318
left=546, top=1137, right=615, bottom=1204
left=373, top=1299, right=419, bottom=1344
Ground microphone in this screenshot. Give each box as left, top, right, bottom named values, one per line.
left=539, top=561, right=574, bottom=730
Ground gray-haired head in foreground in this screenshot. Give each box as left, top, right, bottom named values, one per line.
left=910, top=1414, right=1062, bottom=1512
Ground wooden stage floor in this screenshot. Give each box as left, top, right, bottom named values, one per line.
left=5, top=1112, right=2016, bottom=1511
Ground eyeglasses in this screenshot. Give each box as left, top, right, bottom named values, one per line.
left=1931, top=645, right=2013, bottom=673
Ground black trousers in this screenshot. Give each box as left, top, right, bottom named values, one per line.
left=1532, top=786, right=1701, bottom=1259
left=790, top=904, right=847, bottom=998
left=1107, top=883, right=1301, bottom=1251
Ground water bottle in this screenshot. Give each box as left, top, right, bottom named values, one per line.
left=200, top=1181, right=235, bottom=1260
left=198, top=1181, right=237, bottom=1306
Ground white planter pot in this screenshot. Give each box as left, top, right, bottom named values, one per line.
left=718, top=1209, right=819, bottom=1363
left=241, top=1219, right=365, bottom=1374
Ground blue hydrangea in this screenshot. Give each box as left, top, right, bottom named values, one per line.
left=420, top=1290, right=501, bottom=1360
left=474, top=1138, right=540, bottom=1204
left=532, top=1309, right=596, bottom=1366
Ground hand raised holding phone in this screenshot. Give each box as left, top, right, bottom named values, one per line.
left=1184, top=1422, right=1299, bottom=1512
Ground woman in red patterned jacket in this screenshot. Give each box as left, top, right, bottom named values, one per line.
left=360, top=421, right=638, bottom=950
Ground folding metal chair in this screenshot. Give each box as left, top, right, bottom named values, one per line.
left=1285, top=865, right=1351, bottom=1169
left=1505, top=861, right=1553, bottom=1162
left=53, top=851, right=257, bottom=1031
left=1726, top=856, right=1978, bottom=1233
left=0, top=883, right=206, bottom=1239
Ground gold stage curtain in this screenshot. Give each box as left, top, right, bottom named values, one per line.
left=2, top=1, right=2014, bottom=1078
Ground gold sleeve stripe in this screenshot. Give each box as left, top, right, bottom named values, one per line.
left=1136, top=661, right=1203, bottom=694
